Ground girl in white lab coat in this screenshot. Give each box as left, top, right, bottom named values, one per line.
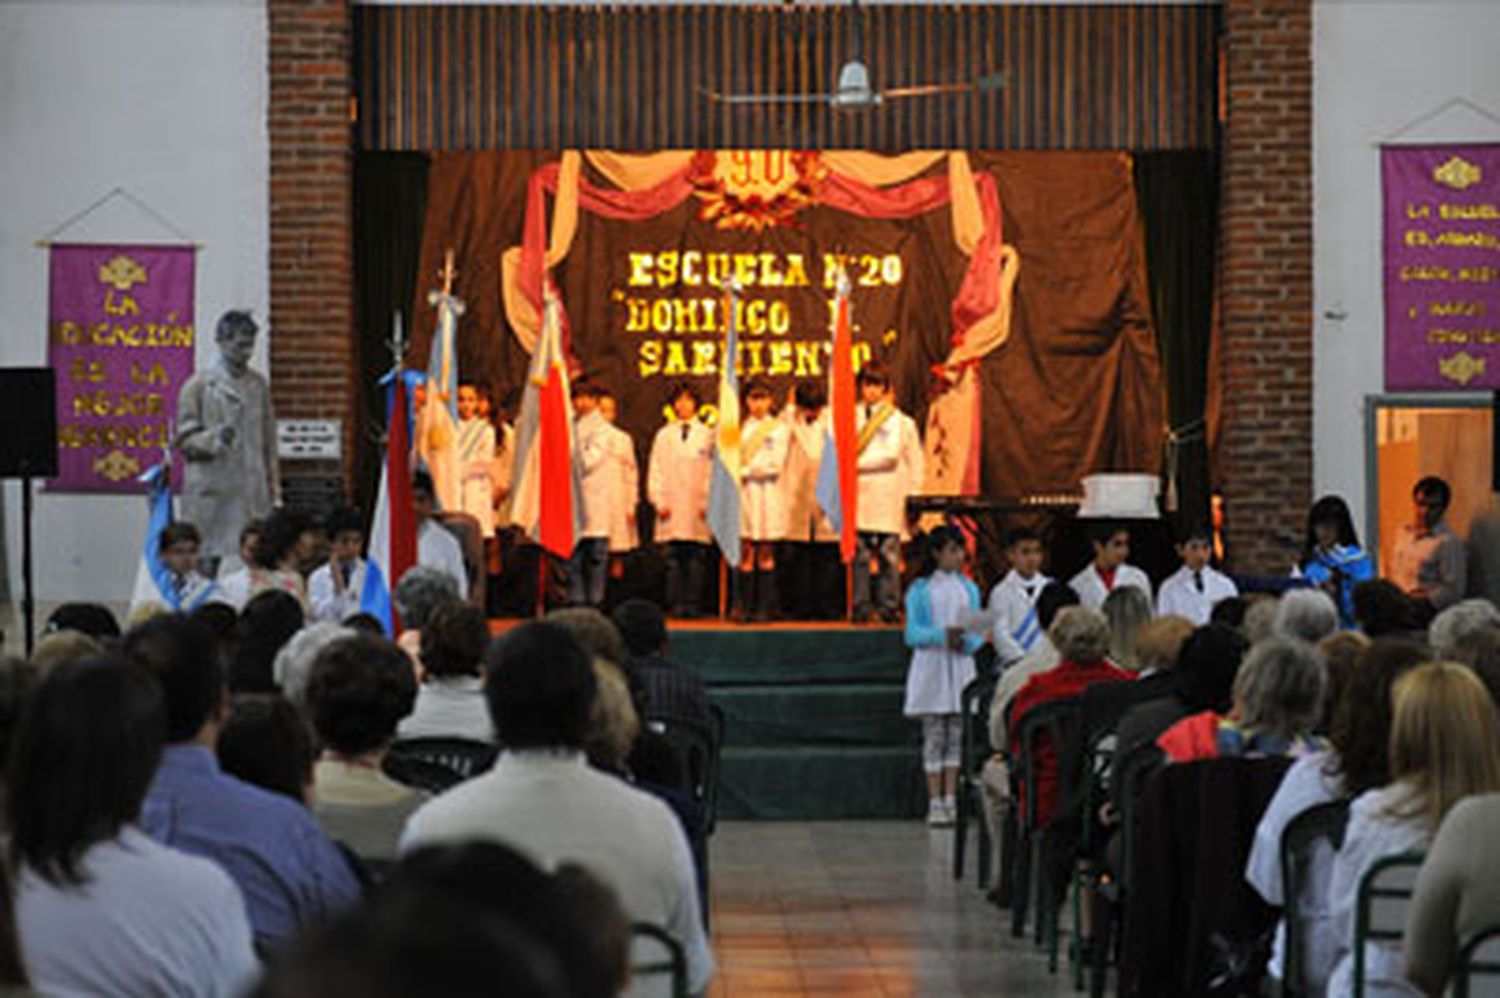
left=737, top=382, right=790, bottom=621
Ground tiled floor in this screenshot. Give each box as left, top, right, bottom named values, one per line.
left=705, top=821, right=1076, bottom=997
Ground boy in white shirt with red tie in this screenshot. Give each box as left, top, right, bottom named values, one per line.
left=1156, top=522, right=1238, bottom=625
left=1069, top=520, right=1153, bottom=608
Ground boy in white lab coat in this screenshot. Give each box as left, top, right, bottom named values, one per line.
left=987, top=527, right=1053, bottom=653
left=308, top=506, right=368, bottom=624
left=1068, top=520, right=1153, bottom=609
left=1156, top=522, right=1238, bottom=625
left=569, top=381, right=615, bottom=607
left=737, top=382, right=790, bottom=621
left=597, top=389, right=640, bottom=571
left=455, top=382, right=497, bottom=540
left=853, top=362, right=912, bottom=623
left=648, top=383, right=714, bottom=617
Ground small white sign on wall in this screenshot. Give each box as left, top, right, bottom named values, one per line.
left=277, top=419, right=342, bottom=461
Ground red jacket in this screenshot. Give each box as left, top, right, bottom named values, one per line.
left=1009, top=659, right=1135, bottom=827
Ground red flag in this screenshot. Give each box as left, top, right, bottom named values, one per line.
left=536, top=341, right=576, bottom=559
left=386, top=377, right=418, bottom=587
left=831, top=290, right=858, bottom=563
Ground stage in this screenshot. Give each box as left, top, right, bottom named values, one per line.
left=489, top=618, right=926, bottom=820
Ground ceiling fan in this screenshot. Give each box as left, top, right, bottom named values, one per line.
left=700, top=2, right=1007, bottom=111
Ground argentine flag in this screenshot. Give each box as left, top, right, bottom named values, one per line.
left=128, top=461, right=217, bottom=614
left=706, top=286, right=743, bottom=566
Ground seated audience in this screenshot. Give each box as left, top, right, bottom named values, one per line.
left=1110, top=623, right=1249, bottom=800
left=190, top=600, right=240, bottom=642
left=1353, top=579, right=1426, bottom=639
left=1404, top=792, right=1500, bottom=997
left=392, top=565, right=461, bottom=663
left=1244, top=594, right=1283, bottom=643
left=306, top=634, right=425, bottom=861
left=1211, top=595, right=1250, bottom=632
left=126, top=614, right=361, bottom=949
left=1451, top=626, right=1500, bottom=705
left=213, top=520, right=264, bottom=611
left=274, top=620, right=356, bottom=707
left=400, top=621, right=714, bottom=994
left=547, top=606, right=629, bottom=666
left=217, top=694, right=316, bottom=804
left=613, top=598, right=713, bottom=733
left=247, top=507, right=316, bottom=608
left=1158, top=636, right=1325, bottom=763
left=1102, top=585, right=1153, bottom=671
left=42, top=602, right=120, bottom=642
left=1327, top=661, right=1500, bottom=996
left=1079, top=615, right=1194, bottom=742
left=1274, top=589, right=1340, bottom=644
left=1009, top=607, right=1135, bottom=828
left=231, top=589, right=305, bottom=693
left=400, top=601, right=494, bottom=742
left=1428, top=598, right=1500, bottom=658
left=1247, top=637, right=1428, bottom=993
left=9, top=657, right=257, bottom=996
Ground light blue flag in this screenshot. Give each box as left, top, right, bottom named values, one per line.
left=359, top=555, right=394, bottom=636
left=706, top=290, right=743, bottom=566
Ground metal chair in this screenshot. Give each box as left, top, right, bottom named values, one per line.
left=631, top=922, right=689, bottom=998
left=1010, top=695, right=1083, bottom=972
left=1279, top=799, right=1351, bottom=998
left=1089, top=740, right=1165, bottom=998
left=952, top=672, right=997, bottom=885
left=1454, top=924, right=1500, bottom=998
left=384, top=736, right=498, bottom=791
left=1352, top=850, right=1425, bottom=998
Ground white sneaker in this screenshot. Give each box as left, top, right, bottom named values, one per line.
left=926, top=801, right=946, bottom=827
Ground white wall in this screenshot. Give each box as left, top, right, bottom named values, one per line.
left=0, top=0, right=268, bottom=605
left=1314, top=0, right=1500, bottom=533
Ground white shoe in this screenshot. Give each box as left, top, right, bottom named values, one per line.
left=926, top=801, right=947, bottom=827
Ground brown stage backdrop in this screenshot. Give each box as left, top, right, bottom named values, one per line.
left=410, top=151, right=1162, bottom=500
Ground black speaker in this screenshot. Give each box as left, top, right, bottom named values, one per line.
left=0, top=368, right=59, bottom=478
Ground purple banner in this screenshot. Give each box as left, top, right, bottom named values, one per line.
left=1384, top=144, right=1500, bottom=390
left=45, top=244, right=195, bottom=492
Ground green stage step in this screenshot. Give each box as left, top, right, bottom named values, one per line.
left=717, top=745, right=927, bottom=820
left=713, top=683, right=917, bottom=749
left=674, top=627, right=908, bottom=686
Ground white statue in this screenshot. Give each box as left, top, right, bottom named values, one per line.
left=175, top=310, right=281, bottom=572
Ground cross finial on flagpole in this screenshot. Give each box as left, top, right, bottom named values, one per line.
left=439, top=249, right=457, bottom=296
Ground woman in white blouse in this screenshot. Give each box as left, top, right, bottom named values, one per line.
left=9, top=657, right=259, bottom=997
left=1324, top=661, right=1500, bottom=997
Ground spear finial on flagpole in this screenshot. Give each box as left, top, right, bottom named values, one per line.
left=388, top=311, right=406, bottom=374
left=835, top=263, right=853, bottom=300
left=439, top=248, right=457, bottom=296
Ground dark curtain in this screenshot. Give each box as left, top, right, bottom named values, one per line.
left=1133, top=151, right=1219, bottom=533
left=353, top=152, right=430, bottom=516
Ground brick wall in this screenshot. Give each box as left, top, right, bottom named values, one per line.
left=267, top=0, right=354, bottom=499
left=1219, top=0, right=1314, bottom=573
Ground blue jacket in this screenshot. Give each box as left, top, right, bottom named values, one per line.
left=904, top=573, right=986, bottom=655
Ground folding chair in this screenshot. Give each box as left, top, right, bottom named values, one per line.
left=384, top=736, right=498, bottom=790
left=631, top=922, right=689, bottom=998
left=1089, top=740, right=1164, bottom=997
left=1454, top=924, right=1500, bottom=998
left=1279, top=799, right=1351, bottom=998
left=1010, top=696, right=1083, bottom=973
left=1352, top=851, right=1425, bottom=998
left=952, top=672, right=997, bottom=885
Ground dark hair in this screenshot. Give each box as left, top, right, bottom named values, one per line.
left=1452, top=628, right=1500, bottom=709
left=1415, top=476, right=1452, bottom=511
left=1352, top=579, right=1423, bottom=637
left=189, top=601, right=239, bottom=641
left=667, top=382, right=699, bottom=406
left=43, top=603, right=120, bottom=640
left=744, top=380, right=772, bottom=400
left=551, top=864, right=631, bottom=997
left=920, top=525, right=966, bottom=576
left=412, top=470, right=436, bottom=501
left=1175, top=521, right=1213, bottom=546
left=1036, top=582, right=1082, bottom=634
left=215, top=309, right=257, bottom=343
left=1210, top=596, right=1249, bottom=630
left=254, top=508, right=311, bottom=570
left=793, top=381, right=826, bottom=409
left=231, top=590, right=304, bottom=693
left=545, top=608, right=627, bottom=666
left=305, top=635, right=417, bottom=756
left=1326, top=637, right=1429, bottom=795
left=239, top=519, right=264, bottom=547
left=159, top=521, right=202, bottom=552
left=0, top=659, right=37, bottom=777
left=1174, top=624, right=1249, bottom=714
left=570, top=380, right=601, bottom=401
left=1003, top=526, right=1042, bottom=549
left=612, top=599, right=668, bottom=658
left=9, top=657, right=166, bottom=886
left=855, top=360, right=891, bottom=388
left=485, top=623, right=596, bottom=751
left=123, top=614, right=226, bottom=742
left=1305, top=495, right=1361, bottom=558
left=326, top=507, right=364, bottom=540
left=217, top=694, right=316, bottom=803
left=419, top=603, right=489, bottom=679
left=1086, top=519, right=1129, bottom=548
left=342, top=612, right=387, bottom=636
